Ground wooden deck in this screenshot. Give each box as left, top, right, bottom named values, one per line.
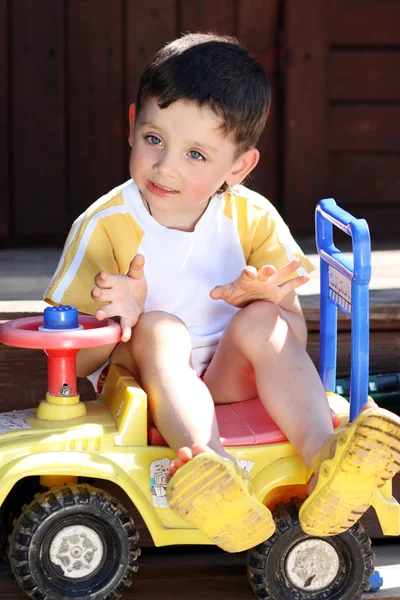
left=0, top=544, right=399, bottom=600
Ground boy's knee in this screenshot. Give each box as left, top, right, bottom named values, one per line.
left=229, top=301, right=284, bottom=346
left=133, top=311, right=189, bottom=345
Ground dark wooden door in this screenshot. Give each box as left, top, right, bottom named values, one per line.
left=284, top=0, right=400, bottom=238
left=1, top=0, right=281, bottom=245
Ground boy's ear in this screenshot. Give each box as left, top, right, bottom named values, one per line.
left=128, top=104, right=136, bottom=147
left=225, top=148, right=260, bottom=186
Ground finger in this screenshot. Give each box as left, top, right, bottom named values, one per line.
left=239, top=266, right=257, bottom=281
left=271, top=259, right=303, bottom=285
left=209, top=285, right=225, bottom=300
left=120, top=317, right=133, bottom=342
left=95, top=303, right=120, bottom=322
left=91, top=286, right=113, bottom=302
left=280, top=274, right=310, bottom=293
left=127, top=254, right=145, bottom=280
left=281, top=258, right=302, bottom=275
left=94, top=271, right=113, bottom=288
left=257, top=264, right=276, bottom=281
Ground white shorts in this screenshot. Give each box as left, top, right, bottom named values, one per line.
left=87, top=359, right=110, bottom=397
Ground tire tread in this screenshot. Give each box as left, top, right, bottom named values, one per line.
left=247, top=497, right=373, bottom=600
left=9, top=484, right=140, bottom=600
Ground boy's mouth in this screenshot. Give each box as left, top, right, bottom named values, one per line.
left=147, top=180, right=178, bottom=197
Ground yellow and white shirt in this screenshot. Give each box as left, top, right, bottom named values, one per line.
left=45, top=180, right=313, bottom=375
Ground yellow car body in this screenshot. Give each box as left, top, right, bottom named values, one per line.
left=0, top=363, right=398, bottom=549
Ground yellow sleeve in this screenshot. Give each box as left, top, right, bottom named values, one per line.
left=224, top=187, right=315, bottom=279
left=248, top=210, right=315, bottom=278
left=44, top=212, right=143, bottom=315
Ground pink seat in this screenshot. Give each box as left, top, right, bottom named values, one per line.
left=148, top=397, right=340, bottom=447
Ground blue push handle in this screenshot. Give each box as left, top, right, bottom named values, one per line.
left=315, top=199, right=371, bottom=421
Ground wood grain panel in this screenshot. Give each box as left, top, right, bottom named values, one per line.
left=0, top=0, right=9, bottom=238
left=125, top=1, right=177, bottom=112
left=330, top=50, right=400, bottom=101
left=328, top=205, right=400, bottom=238
left=12, top=0, right=65, bottom=237
left=180, top=0, right=235, bottom=34
left=307, top=330, right=400, bottom=378
left=329, top=106, right=400, bottom=152
left=330, top=0, right=400, bottom=46
left=237, top=0, right=279, bottom=207
left=0, top=346, right=95, bottom=413
left=68, top=0, right=124, bottom=222
left=330, top=155, right=400, bottom=207
left=284, top=1, right=330, bottom=233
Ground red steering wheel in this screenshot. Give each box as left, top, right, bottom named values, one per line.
left=0, top=315, right=121, bottom=350
left=0, top=315, right=121, bottom=398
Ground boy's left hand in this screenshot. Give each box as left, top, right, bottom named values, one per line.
left=210, top=258, right=309, bottom=308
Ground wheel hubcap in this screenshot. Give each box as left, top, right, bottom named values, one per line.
left=49, top=525, right=104, bottom=578
left=286, top=538, right=340, bottom=591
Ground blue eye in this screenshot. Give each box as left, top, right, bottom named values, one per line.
left=146, top=135, right=162, bottom=146
left=188, top=150, right=205, bottom=161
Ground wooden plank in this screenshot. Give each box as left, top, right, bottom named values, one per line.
left=1, top=542, right=400, bottom=599
left=284, top=1, right=330, bottom=234
left=237, top=0, right=280, bottom=208
left=125, top=0, right=177, bottom=117
left=304, top=304, right=400, bottom=330
left=180, top=0, right=235, bottom=33
left=1, top=542, right=399, bottom=598
left=307, top=330, right=400, bottom=378
left=330, top=0, right=400, bottom=46
left=329, top=106, right=400, bottom=152
left=11, top=0, right=65, bottom=237
left=0, top=0, right=9, bottom=238
left=330, top=155, right=400, bottom=209
left=68, top=0, right=124, bottom=223
left=330, top=50, right=400, bottom=101
left=0, top=346, right=95, bottom=412
left=330, top=205, right=400, bottom=238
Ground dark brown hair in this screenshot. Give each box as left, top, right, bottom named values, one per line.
left=136, top=32, right=271, bottom=160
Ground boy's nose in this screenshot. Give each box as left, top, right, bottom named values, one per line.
left=154, top=151, right=179, bottom=178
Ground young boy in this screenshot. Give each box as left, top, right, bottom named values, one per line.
left=45, top=32, right=400, bottom=553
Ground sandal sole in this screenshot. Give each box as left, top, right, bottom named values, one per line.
left=166, top=453, right=275, bottom=552
left=299, top=408, right=400, bottom=536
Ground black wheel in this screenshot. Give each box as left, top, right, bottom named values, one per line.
left=9, top=484, right=140, bottom=600
left=247, top=499, right=374, bottom=600
left=0, top=477, right=40, bottom=565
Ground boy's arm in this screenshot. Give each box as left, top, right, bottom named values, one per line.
left=91, top=254, right=147, bottom=342
left=45, top=216, right=141, bottom=317
left=210, top=261, right=308, bottom=348
left=210, top=258, right=309, bottom=316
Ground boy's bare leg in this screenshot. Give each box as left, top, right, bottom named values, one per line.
left=110, top=310, right=235, bottom=475
left=76, top=344, right=117, bottom=378
left=204, top=300, right=335, bottom=470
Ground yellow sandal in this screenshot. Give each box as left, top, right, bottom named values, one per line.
left=299, top=407, right=400, bottom=536
left=166, top=453, right=275, bottom=552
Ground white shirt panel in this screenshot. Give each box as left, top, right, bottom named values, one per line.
left=122, top=183, right=245, bottom=374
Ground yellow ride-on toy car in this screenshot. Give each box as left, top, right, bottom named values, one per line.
left=0, top=199, right=399, bottom=600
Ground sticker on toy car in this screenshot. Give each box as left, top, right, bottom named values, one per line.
left=150, top=458, right=171, bottom=507
left=328, top=265, right=352, bottom=314
left=0, top=409, right=34, bottom=434
left=237, top=459, right=256, bottom=473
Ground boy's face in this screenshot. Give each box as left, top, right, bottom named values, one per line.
left=128, top=98, right=258, bottom=224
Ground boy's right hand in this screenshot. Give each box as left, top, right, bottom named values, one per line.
left=91, top=254, right=147, bottom=342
